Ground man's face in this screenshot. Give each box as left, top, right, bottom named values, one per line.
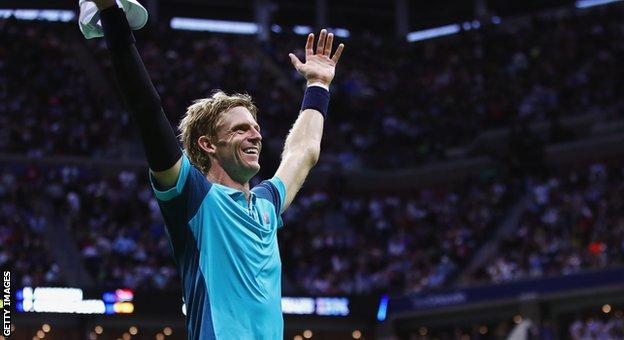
left=212, top=106, right=262, bottom=182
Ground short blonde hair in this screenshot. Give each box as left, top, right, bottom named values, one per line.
left=178, top=91, right=258, bottom=174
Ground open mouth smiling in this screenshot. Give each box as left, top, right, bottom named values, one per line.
left=242, top=147, right=259, bottom=155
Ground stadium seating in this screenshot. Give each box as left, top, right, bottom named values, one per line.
left=0, top=164, right=62, bottom=287
left=2, top=3, right=624, bottom=298
left=472, top=162, right=624, bottom=284
left=4, top=5, right=624, bottom=169
left=569, top=310, right=624, bottom=339
left=0, top=19, right=136, bottom=158
left=279, top=176, right=514, bottom=294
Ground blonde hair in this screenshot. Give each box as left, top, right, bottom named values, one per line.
left=178, top=91, right=258, bottom=174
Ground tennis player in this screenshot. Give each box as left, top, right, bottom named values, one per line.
left=90, top=0, right=344, bottom=338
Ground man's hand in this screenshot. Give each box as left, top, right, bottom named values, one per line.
left=289, top=29, right=345, bottom=87
left=90, top=0, right=117, bottom=11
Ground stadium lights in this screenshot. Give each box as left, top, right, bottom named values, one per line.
left=293, top=26, right=350, bottom=38
left=575, top=0, right=624, bottom=8
left=462, top=20, right=481, bottom=31
left=407, top=16, right=502, bottom=43
left=293, top=25, right=313, bottom=35
left=0, top=9, right=75, bottom=22
left=406, top=24, right=461, bottom=42
left=170, top=17, right=259, bottom=34
left=271, top=24, right=282, bottom=33
left=329, top=28, right=350, bottom=38
left=376, top=294, right=389, bottom=321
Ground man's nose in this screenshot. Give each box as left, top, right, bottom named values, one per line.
left=249, top=127, right=262, bottom=142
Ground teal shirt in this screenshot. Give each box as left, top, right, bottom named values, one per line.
left=149, top=154, right=286, bottom=339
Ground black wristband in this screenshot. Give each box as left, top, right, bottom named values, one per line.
left=100, top=6, right=136, bottom=50
left=301, top=86, right=330, bottom=119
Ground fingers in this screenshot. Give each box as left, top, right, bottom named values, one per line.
left=323, top=33, right=334, bottom=57
left=316, top=29, right=327, bottom=55
left=302, top=29, right=344, bottom=63
left=305, top=33, right=314, bottom=56
left=289, top=53, right=303, bottom=70
left=331, top=43, right=345, bottom=63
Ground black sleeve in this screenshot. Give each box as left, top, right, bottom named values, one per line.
left=99, top=6, right=181, bottom=172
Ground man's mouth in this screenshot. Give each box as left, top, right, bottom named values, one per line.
left=242, top=147, right=259, bottom=155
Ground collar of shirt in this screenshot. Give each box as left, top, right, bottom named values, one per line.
left=213, top=183, right=257, bottom=205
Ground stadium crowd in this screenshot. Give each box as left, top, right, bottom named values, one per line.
left=57, top=166, right=178, bottom=290
left=569, top=310, right=624, bottom=340
left=271, top=6, right=624, bottom=168
left=473, top=162, right=624, bottom=284
left=407, top=318, right=557, bottom=340
left=5, top=3, right=621, bottom=169
left=1, top=163, right=178, bottom=290
left=3, top=1, right=624, bottom=298
left=1, top=162, right=513, bottom=295
left=0, top=19, right=137, bottom=159
left=0, top=165, right=62, bottom=287
left=279, top=176, right=514, bottom=295
left=7, top=159, right=623, bottom=294
left=63, top=168, right=179, bottom=289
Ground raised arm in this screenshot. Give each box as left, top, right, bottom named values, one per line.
left=92, top=0, right=181, bottom=187
left=275, top=29, right=344, bottom=212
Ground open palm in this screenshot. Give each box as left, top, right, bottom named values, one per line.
left=289, top=29, right=345, bottom=86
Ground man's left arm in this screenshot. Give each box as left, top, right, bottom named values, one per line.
left=275, top=29, right=344, bottom=212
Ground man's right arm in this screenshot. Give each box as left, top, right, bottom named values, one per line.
left=93, top=0, right=181, bottom=187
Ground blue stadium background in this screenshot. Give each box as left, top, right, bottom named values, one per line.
left=2, top=0, right=624, bottom=338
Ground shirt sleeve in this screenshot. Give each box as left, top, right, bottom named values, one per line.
left=149, top=153, right=212, bottom=223
left=252, top=177, right=286, bottom=229
left=148, top=154, right=212, bottom=256
left=146, top=155, right=210, bottom=272
left=150, top=153, right=191, bottom=201
left=269, top=177, right=287, bottom=214
left=249, top=179, right=284, bottom=232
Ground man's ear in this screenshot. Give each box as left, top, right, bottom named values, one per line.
left=198, top=135, right=216, bottom=155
